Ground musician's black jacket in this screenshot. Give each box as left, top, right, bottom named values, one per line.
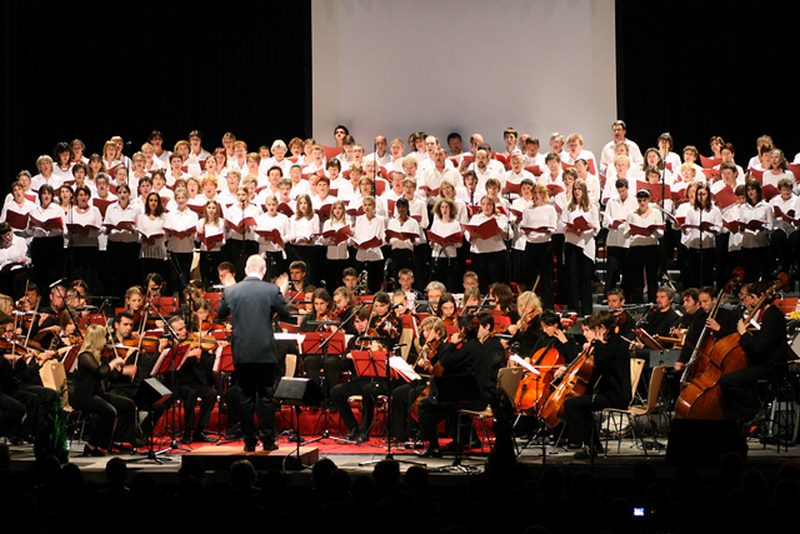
left=592, top=335, right=632, bottom=409
left=740, top=305, right=787, bottom=368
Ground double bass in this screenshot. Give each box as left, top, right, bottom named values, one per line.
left=675, top=273, right=787, bottom=420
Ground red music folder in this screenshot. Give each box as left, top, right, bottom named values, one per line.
left=254, top=228, right=285, bottom=247
left=164, top=227, right=196, bottom=239
left=353, top=236, right=382, bottom=250
left=104, top=220, right=136, bottom=232
left=4, top=210, right=29, bottom=230
left=462, top=217, right=502, bottom=240
left=321, top=226, right=351, bottom=245
left=426, top=230, right=462, bottom=247
left=29, top=216, right=63, bottom=232
left=66, top=223, right=100, bottom=235
left=627, top=223, right=665, bottom=236
left=636, top=181, right=672, bottom=205
left=565, top=215, right=593, bottom=234
left=385, top=229, right=418, bottom=242
left=712, top=186, right=737, bottom=210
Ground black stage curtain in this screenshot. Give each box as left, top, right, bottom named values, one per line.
left=617, top=0, right=800, bottom=156
left=1, top=0, right=311, bottom=187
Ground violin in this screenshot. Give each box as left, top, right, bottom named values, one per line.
left=183, top=332, right=219, bottom=351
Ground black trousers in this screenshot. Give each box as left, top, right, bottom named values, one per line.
left=719, top=365, right=779, bottom=420
left=390, top=380, right=427, bottom=441
left=742, top=245, right=770, bottom=282
left=331, top=377, right=389, bottom=435
left=524, top=241, right=554, bottom=308
left=168, top=251, right=193, bottom=295
left=605, top=245, right=627, bottom=295
left=176, top=383, right=217, bottom=434
left=303, top=354, right=352, bottom=395
left=0, top=393, right=25, bottom=437
left=72, top=393, right=136, bottom=449
left=432, top=255, right=459, bottom=292
left=685, top=247, right=716, bottom=289
left=31, top=236, right=64, bottom=290
left=564, top=243, right=594, bottom=316
left=627, top=244, right=660, bottom=304
left=266, top=251, right=288, bottom=281
left=563, top=392, right=614, bottom=446
left=389, top=248, right=415, bottom=282
left=418, top=395, right=484, bottom=447
left=70, top=246, right=100, bottom=292
left=226, top=239, right=259, bottom=281
left=771, top=230, right=800, bottom=274
left=107, top=241, right=141, bottom=296
left=235, top=362, right=276, bottom=446
left=471, top=249, right=508, bottom=293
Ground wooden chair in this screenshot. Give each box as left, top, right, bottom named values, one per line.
left=602, top=364, right=666, bottom=457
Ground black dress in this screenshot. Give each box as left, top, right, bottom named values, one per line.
left=71, top=351, right=136, bottom=449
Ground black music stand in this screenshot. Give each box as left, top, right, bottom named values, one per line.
left=149, top=329, right=191, bottom=453
left=355, top=343, right=425, bottom=467
left=301, top=332, right=354, bottom=445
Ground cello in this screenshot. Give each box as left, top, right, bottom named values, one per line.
left=539, top=341, right=595, bottom=428
left=514, top=340, right=564, bottom=413
left=675, top=273, right=787, bottom=420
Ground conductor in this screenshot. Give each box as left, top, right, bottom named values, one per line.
left=218, top=254, right=290, bottom=451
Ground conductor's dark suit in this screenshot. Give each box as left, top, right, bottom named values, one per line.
left=218, top=275, right=290, bottom=448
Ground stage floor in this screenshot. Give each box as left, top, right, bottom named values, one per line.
left=6, top=433, right=800, bottom=486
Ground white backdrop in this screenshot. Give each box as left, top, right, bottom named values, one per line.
left=312, top=0, right=617, bottom=157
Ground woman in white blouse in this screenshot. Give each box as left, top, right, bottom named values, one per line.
left=683, top=183, right=720, bottom=289
left=429, top=198, right=461, bottom=291
left=197, top=200, right=226, bottom=289
left=136, top=192, right=168, bottom=287
left=625, top=189, right=664, bottom=303
left=28, top=184, right=66, bottom=290
left=164, top=188, right=198, bottom=293
left=1, top=180, right=36, bottom=237
left=521, top=183, right=558, bottom=308
left=465, top=195, right=509, bottom=292
left=68, top=185, right=103, bottom=287
left=350, top=196, right=385, bottom=293
left=288, top=194, right=321, bottom=285
left=104, top=184, right=140, bottom=295
left=740, top=180, right=773, bottom=282
left=563, top=179, right=599, bottom=315
left=255, top=195, right=290, bottom=279
left=321, top=199, right=350, bottom=286
left=768, top=178, right=799, bottom=277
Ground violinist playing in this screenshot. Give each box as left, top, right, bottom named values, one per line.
left=389, top=316, right=452, bottom=446
left=506, top=291, right=544, bottom=358
left=417, top=314, right=492, bottom=458
left=301, top=288, right=349, bottom=391
left=367, top=291, right=401, bottom=350
left=562, top=311, right=631, bottom=459
left=71, top=324, right=137, bottom=456
left=719, top=281, right=788, bottom=422
left=330, top=307, right=390, bottom=443
left=160, top=315, right=217, bottom=444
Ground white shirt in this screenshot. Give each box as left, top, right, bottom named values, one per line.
left=387, top=217, right=421, bottom=251
left=683, top=206, right=721, bottom=249
left=67, top=206, right=103, bottom=247
left=603, top=194, right=637, bottom=248
left=600, top=139, right=643, bottom=172
left=740, top=200, right=773, bottom=249
left=136, top=214, right=167, bottom=260
left=520, top=204, right=558, bottom=245
left=465, top=212, right=509, bottom=254
left=255, top=212, right=290, bottom=255
left=769, top=194, right=799, bottom=236
left=164, top=207, right=199, bottom=253
left=104, top=202, right=140, bottom=243
left=626, top=208, right=664, bottom=247
left=352, top=214, right=385, bottom=262
left=321, top=218, right=350, bottom=260
left=428, top=218, right=461, bottom=259
left=225, top=203, right=261, bottom=241
left=0, top=234, right=30, bottom=272
left=30, top=174, right=64, bottom=193
left=2, top=196, right=36, bottom=234
left=28, top=203, right=66, bottom=238
left=197, top=219, right=226, bottom=252
left=288, top=214, right=321, bottom=246
left=563, top=206, right=599, bottom=261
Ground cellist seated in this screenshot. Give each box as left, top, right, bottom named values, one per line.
left=719, top=282, right=787, bottom=422
left=562, top=311, right=631, bottom=459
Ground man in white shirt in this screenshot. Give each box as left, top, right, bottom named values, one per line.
left=364, top=135, right=392, bottom=167
left=420, top=147, right=462, bottom=202
left=600, top=120, right=643, bottom=174
left=187, top=130, right=211, bottom=170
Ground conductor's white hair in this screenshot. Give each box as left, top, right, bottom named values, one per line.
left=245, top=255, right=266, bottom=277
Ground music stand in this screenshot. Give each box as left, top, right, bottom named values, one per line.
left=301, top=332, right=354, bottom=445
left=150, top=342, right=192, bottom=453
left=355, top=344, right=425, bottom=467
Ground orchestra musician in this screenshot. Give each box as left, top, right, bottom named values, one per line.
left=642, top=286, right=681, bottom=343
left=675, top=286, right=738, bottom=372
left=300, top=288, right=350, bottom=392
left=562, top=311, right=631, bottom=459
left=720, top=282, right=788, bottom=421
left=160, top=315, right=217, bottom=444
left=71, top=324, right=137, bottom=456
left=329, top=307, right=389, bottom=443
left=417, top=314, right=492, bottom=458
